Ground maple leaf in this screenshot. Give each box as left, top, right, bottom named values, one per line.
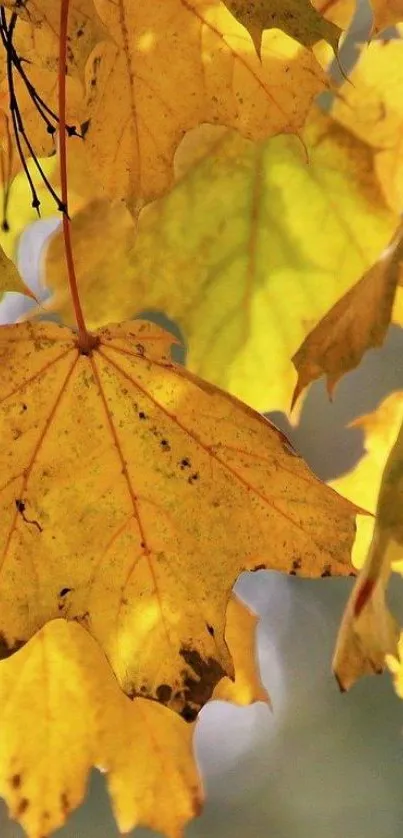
left=8, top=0, right=108, bottom=80
left=42, top=108, right=397, bottom=413
left=330, top=394, right=403, bottom=691
left=0, top=589, right=263, bottom=837
left=224, top=0, right=341, bottom=58
left=0, top=319, right=359, bottom=722
left=331, top=40, right=403, bottom=214
left=79, top=0, right=327, bottom=209
left=291, top=222, right=403, bottom=404
left=0, top=618, right=202, bottom=838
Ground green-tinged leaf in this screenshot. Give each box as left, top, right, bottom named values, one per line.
left=43, top=108, right=397, bottom=413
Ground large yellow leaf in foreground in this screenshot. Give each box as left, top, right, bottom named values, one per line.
left=0, top=590, right=263, bottom=838
left=82, top=0, right=327, bottom=208
left=0, top=320, right=358, bottom=721
left=330, top=394, right=403, bottom=690
left=0, top=619, right=201, bottom=838
left=43, top=109, right=396, bottom=413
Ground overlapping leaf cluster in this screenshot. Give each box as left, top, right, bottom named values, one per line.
left=0, top=1, right=403, bottom=837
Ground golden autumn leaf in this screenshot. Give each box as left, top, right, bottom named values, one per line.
left=0, top=589, right=264, bottom=838
left=330, top=394, right=403, bottom=690
left=80, top=0, right=327, bottom=209
left=0, top=319, right=359, bottom=722
left=331, top=40, right=403, bottom=214
left=223, top=0, right=341, bottom=57
left=0, top=618, right=202, bottom=838
left=9, top=0, right=107, bottom=80
left=42, top=108, right=397, bottom=413
left=291, top=223, right=403, bottom=404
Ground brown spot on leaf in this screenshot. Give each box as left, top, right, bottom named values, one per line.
left=60, top=792, right=69, bottom=815
left=251, top=563, right=265, bottom=572
left=206, top=623, right=215, bottom=636
left=289, top=558, right=302, bottom=576
left=10, top=774, right=21, bottom=789
left=17, top=798, right=29, bottom=816
left=0, top=635, right=25, bottom=660
left=180, top=648, right=225, bottom=719
left=156, top=683, right=173, bottom=703
left=321, top=564, right=332, bottom=578
left=180, top=457, right=191, bottom=469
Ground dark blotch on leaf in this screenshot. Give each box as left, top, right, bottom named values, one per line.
left=80, top=119, right=91, bottom=137
left=181, top=705, right=198, bottom=722
left=160, top=439, right=171, bottom=451
left=0, top=634, right=25, bottom=660
left=206, top=624, right=215, bottom=636
left=180, top=647, right=225, bottom=719
left=289, top=558, right=302, bottom=576
left=188, top=472, right=199, bottom=485
left=15, top=499, right=25, bottom=513
left=17, top=798, right=29, bottom=816
left=61, top=792, right=69, bottom=814
left=251, top=563, right=265, bottom=572
left=10, top=774, right=21, bottom=789
left=321, top=565, right=332, bottom=578
left=156, top=684, right=173, bottom=703
left=59, top=587, right=72, bottom=597
left=180, top=457, right=191, bottom=469
left=138, top=411, right=147, bottom=420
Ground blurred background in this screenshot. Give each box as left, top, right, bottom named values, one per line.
left=2, top=1, right=403, bottom=836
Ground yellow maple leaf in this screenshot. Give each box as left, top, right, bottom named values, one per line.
left=4, top=0, right=107, bottom=80
left=42, top=108, right=397, bottom=413
left=0, top=319, right=359, bottom=722
left=0, top=588, right=264, bottom=838
left=80, top=0, right=327, bottom=209
left=0, top=618, right=202, bottom=838
left=224, top=0, right=341, bottom=57
left=291, top=222, right=403, bottom=403
left=330, top=393, right=403, bottom=690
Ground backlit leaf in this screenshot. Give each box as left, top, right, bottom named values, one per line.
left=81, top=0, right=327, bottom=209
left=9, top=0, right=107, bottom=80
left=0, top=619, right=201, bottom=838
left=42, top=108, right=397, bottom=413
left=0, top=320, right=358, bottom=722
